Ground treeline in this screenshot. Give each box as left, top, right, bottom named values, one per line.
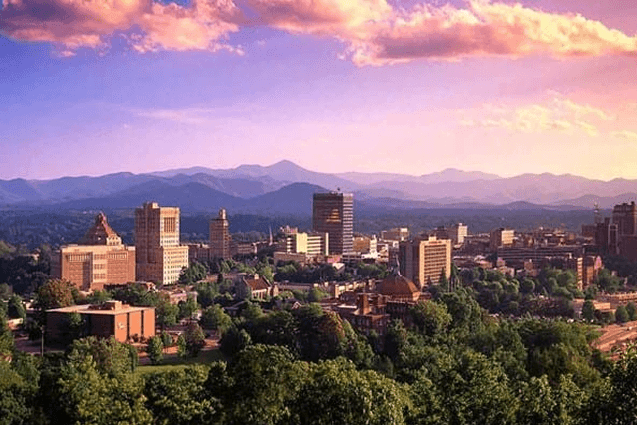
left=3, top=288, right=637, bottom=424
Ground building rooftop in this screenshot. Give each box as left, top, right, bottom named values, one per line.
left=78, top=213, right=122, bottom=245
left=47, top=301, right=153, bottom=316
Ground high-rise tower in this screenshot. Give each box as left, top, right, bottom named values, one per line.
left=210, top=208, right=231, bottom=259
left=312, top=192, right=354, bottom=255
left=135, top=202, right=189, bottom=284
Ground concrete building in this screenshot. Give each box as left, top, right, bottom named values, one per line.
left=51, top=213, right=135, bottom=291
left=399, top=236, right=451, bottom=288
left=135, top=202, right=189, bottom=285
left=312, top=192, right=354, bottom=255
left=353, top=235, right=377, bottom=254
left=46, top=301, right=155, bottom=344
left=490, top=228, right=514, bottom=251
left=210, top=208, right=231, bottom=259
left=450, top=223, right=468, bottom=245
left=612, top=202, right=637, bottom=237
left=381, top=228, right=410, bottom=242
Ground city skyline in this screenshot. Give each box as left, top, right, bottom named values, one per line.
left=2, top=0, right=637, bottom=181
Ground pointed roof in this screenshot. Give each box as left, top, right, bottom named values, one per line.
left=79, top=213, right=122, bottom=246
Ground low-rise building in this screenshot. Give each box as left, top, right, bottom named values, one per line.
left=46, top=301, right=155, bottom=344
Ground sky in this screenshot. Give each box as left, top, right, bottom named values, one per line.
left=1, top=0, right=637, bottom=181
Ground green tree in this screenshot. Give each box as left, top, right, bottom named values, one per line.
left=146, top=336, right=163, bottom=365
left=179, top=262, right=207, bottom=285
left=291, top=357, right=409, bottom=425
left=200, top=304, right=232, bottom=335
left=219, top=326, right=252, bottom=358
left=178, top=295, right=199, bottom=321
left=409, top=301, right=451, bottom=337
left=156, top=297, right=179, bottom=330
left=582, top=300, right=596, bottom=322
left=628, top=302, right=637, bottom=321
left=177, top=334, right=187, bottom=358
left=7, top=294, right=26, bottom=320
left=616, top=305, right=630, bottom=324
left=56, top=352, right=152, bottom=425
left=144, top=365, right=216, bottom=425
left=223, top=344, right=303, bottom=425
left=183, top=322, right=206, bottom=357
left=68, top=336, right=138, bottom=376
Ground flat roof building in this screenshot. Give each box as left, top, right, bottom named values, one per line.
left=135, top=202, right=189, bottom=285
left=46, top=301, right=155, bottom=344
left=313, top=192, right=354, bottom=255
left=399, top=236, right=451, bottom=288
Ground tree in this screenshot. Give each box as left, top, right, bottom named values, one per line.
left=144, top=365, right=216, bottom=425
left=582, top=300, right=596, bottom=322
left=178, top=295, right=199, bottom=321
left=177, top=334, right=187, bottom=358
left=68, top=336, right=138, bottom=376
left=223, top=345, right=302, bottom=425
left=616, top=305, right=630, bottom=323
left=156, top=297, right=179, bottom=330
left=7, top=294, right=26, bottom=320
left=56, top=351, right=152, bottom=425
left=146, top=336, right=163, bottom=365
left=628, top=302, right=637, bottom=321
left=179, top=262, right=207, bottom=285
left=183, top=322, right=206, bottom=357
left=200, top=304, right=232, bottom=335
left=291, top=357, right=409, bottom=425
left=409, top=301, right=451, bottom=337
left=219, top=326, right=252, bottom=358
left=36, top=279, right=76, bottom=313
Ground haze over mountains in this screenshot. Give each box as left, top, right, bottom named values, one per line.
left=1, top=160, right=636, bottom=214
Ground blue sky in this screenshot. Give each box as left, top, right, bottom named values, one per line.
left=2, top=0, right=637, bottom=180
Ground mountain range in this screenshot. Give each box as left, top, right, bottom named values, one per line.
left=1, top=160, right=636, bottom=214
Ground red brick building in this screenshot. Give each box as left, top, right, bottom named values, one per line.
left=46, top=301, right=155, bottom=344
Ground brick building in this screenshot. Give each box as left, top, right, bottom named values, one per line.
left=51, top=213, right=136, bottom=291
left=46, top=301, right=155, bottom=344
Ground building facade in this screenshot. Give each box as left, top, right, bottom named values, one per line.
left=399, top=236, right=451, bottom=288
left=312, top=192, right=354, bottom=255
left=210, top=208, right=231, bottom=259
left=51, top=213, right=135, bottom=291
left=46, top=301, right=155, bottom=344
left=135, top=202, right=189, bottom=285
left=490, top=228, right=515, bottom=251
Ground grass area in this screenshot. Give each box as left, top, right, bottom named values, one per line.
left=137, top=349, right=225, bottom=374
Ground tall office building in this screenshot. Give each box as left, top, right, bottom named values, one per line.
left=312, top=192, right=354, bottom=255
left=399, top=236, right=451, bottom=288
left=612, top=202, right=637, bottom=236
left=135, top=202, right=189, bottom=285
left=51, top=213, right=136, bottom=291
left=210, top=208, right=231, bottom=258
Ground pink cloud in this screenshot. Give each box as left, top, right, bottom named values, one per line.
left=1, top=0, right=636, bottom=63
left=0, top=0, right=241, bottom=55
left=242, top=0, right=391, bottom=34
left=345, top=0, right=637, bottom=65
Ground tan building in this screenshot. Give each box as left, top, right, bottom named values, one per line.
left=210, top=208, right=231, bottom=258
left=450, top=223, right=468, bottom=245
left=135, top=202, right=189, bottom=285
left=51, top=213, right=136, bottom=291
left=353, top=235, right=377, bottom=254
left=380, top=228, right=410, bottom=242
left=490, top=228, right=514, bottom=251
left=46, top=300, right=155, bottom=344
left=399, top=236, right=451, bottom=287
